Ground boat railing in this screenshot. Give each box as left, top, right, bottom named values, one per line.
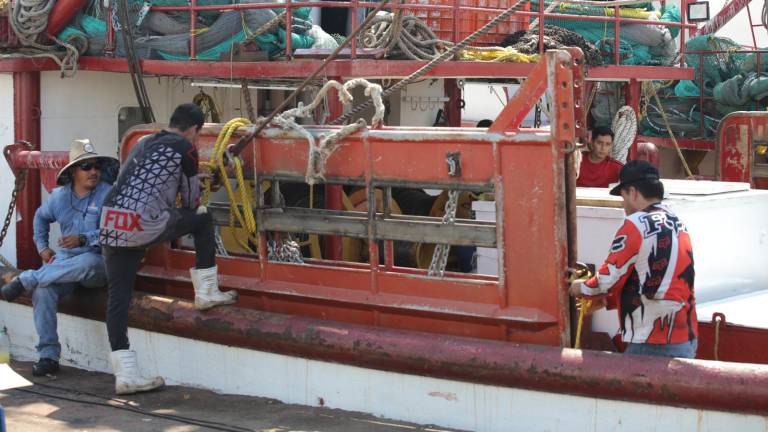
left=88, top=0, right=697, bottom=66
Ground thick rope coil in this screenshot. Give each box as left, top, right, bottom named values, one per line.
left=270, top=78, right=385, bottom=184
left=332, top=0, right=529, bottom=125
left=202, top=118, right=260, bottom=254
left=9, top=0, right=80, bottom=77
left=610, top=105, right=638, bottom=164
left=361, top=12, right=450, bottom=60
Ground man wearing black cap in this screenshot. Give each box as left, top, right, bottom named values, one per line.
left=569, top=160, right=698, bottom=358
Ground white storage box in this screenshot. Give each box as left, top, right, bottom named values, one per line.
left=472, top=180, right=768, bottom=330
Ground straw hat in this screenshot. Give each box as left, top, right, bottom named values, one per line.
left=56, top=139, right=119, bottom=186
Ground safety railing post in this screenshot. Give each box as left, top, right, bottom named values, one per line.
left=190, top=0, right=197, bottom=60
left=538, top=0, right=544, bottom=54
left=350, top=0, right=359, bottom=59
left=106, top=3, right=115, bottom=56
left=452, top=0, right=460, bottom=44
left=680, top=0, right=687, bottom=69
left=285, top=0, right=293, bottom=58
left=613, top=5, right=620, bottom=65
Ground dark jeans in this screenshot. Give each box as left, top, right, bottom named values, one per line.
left=104, top=209, right=215, bottom=351
left=625, top=339, right=698, bottom=359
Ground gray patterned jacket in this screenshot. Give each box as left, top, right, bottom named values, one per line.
left=99, top=131, right=201, bottom=248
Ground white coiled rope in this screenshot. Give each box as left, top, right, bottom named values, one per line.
left=611, top=105, right=638, bottom=163
left=270, top=78, right=385, bottom=184
left=8, top=0, right=80, bottom=76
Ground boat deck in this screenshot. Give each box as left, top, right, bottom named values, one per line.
left=2, top=361, right=457, bottom=432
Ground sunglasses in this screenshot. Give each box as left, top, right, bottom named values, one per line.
left=76, top=162, right=101, bottom=171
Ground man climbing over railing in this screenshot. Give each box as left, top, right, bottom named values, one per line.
left=1, top=139, right=118, bottom=376
left=99, top=103, right=238, bottom=395
left=576, top=126, right=623, bottom=188
left=569, top=161, right=698, bottom=358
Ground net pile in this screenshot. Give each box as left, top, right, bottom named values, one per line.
left=57, top=1, right=339, bottom=61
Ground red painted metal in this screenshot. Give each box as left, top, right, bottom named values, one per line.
left=105, top=5, right=115, bottom=56
left=488, top=59, right=546, bottom=132
left=745, top=3, right=758, bottom=49
left=635, top=141, right=660, bottom=166
left=714, top=111, right=768, bottom=183
left=698, top=314, right=768, bottom=364
left=12, top=72, right=42, bottom=270
left=26, top=289, right=768, bottom=415
left=0, top=56, right=696, bottom=81
left=325, top=78, right=344, bottom=261
left=45, top=0, right=89, bottom=36
left=444, top=79, right=462, bottom=127
left=638, top=135, right=715, bottom=151
left=284, top=0, right=293, bottom=57
left=190, top=0, right=198, bottom=60
left=613, top=6, right=620, bottom=65
left=96, top=51, right=575, bottom=346
left=696, top=0, right=753, bottom=35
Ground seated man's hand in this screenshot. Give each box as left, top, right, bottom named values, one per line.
left=39, top=248, right=55, bottom=263
left=58, top=235, right=81, bottom=249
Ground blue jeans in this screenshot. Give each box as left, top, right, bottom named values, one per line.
left=20, top=252, right=106, bottom=361
left=625, top=339, right=698, bottom=359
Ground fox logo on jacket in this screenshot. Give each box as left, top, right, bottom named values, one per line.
left=103, top=209, right=144, bottom=232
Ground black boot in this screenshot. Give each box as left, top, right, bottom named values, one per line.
left=1, top=277, right=24, bottom=302
left=32, top=358, right=60, bottom=376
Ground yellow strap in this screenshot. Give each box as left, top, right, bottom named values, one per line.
left=202, top=118, right=259, bottom=253
left=574, top=297, right=593, bottom=349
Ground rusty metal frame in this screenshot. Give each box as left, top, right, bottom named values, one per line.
left=12, top=288, right=768, bottom=415
left=5, top=50, right=578, bottom=346
left=714, top=111, right=768, bottom=184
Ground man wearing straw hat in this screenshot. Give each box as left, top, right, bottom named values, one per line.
left=1, top=139, right=118, bottom=376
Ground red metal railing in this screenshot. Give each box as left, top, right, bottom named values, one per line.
left=5, top=50, right=581, bottom=347
left=644, top=49, right=766, bottom=146
left=93, top=0, right=695, bottom=64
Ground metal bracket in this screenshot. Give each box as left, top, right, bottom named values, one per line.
left=446, top=152, right=461, bottom=177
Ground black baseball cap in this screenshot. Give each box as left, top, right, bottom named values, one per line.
left=609, top=160, right=660, bottom=196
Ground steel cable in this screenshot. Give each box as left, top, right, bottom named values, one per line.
left=331, top=0, right=530, bottom=125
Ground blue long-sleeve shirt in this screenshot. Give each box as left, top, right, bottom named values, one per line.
left=34, top=181, right=111, bottom=258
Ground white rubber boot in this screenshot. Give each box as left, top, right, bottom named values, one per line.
left=110, top=350, right=165, bottom=395
left=190, top=266, right=238, bottom=310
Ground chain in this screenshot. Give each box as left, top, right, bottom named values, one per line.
left=0, top=168, right=28, bottom=268
left=241, top=79, right=256, bottom=123
left=267, top=239, right=304, bottom=264
left=214, top=226, right=230, bottom=257
left=428, top=190, right=459, bottom=278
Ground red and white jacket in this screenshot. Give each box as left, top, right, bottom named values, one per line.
left=581, top=203, right=697, bottom=344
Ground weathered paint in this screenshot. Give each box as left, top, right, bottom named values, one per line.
left=12, top=71, right=41, bottom=270
left=2, top=300, right=766, bottom=432
left=4, top=291, right=768, bottom=416
left=716, top=111, right=768, bottom=184
left=4, top=51, right=576, bottom=347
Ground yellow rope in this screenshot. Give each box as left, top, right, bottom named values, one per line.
left=458, top=47, right=539, bottom=63
left=202, top=117, right=259, bottom=253
left=574, top=297, right=593, bottom=349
